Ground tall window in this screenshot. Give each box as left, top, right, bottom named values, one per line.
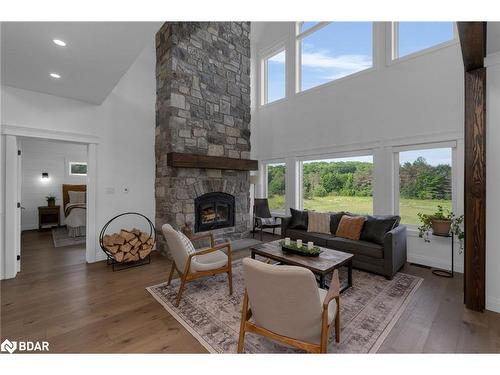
left=393, top=22, right=455, bottom=59
left=267, top=162, right=286, bottom=211
left=297, top=22, right=373, bottom=92
left=263, top=49, right=286, bottom=104
left=301, top=156, right=373, bottom=214
left=397, top=147, right=452, bottom=225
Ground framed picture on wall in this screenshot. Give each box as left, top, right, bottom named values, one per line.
left=69, top=161, right=88, bottom=176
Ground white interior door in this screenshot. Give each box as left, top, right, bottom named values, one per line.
left=16, top=143, right=22, bottom=272
left=4, top=135, right=20, bottom=278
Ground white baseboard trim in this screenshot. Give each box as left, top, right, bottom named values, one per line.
left=21, top=224, right=38, bottom=231
left=408, top=253, right=464, bottom=273
left=486, top=295, right=500, bottom=313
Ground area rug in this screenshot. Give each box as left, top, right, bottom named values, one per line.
left=147, top=259, right=422, bottom=353
left=51, top=227, right=86, bottom=248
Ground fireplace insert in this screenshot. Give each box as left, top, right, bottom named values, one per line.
left=194, top=192, right=235, bottom=232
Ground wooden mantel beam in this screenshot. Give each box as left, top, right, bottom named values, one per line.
left=166, top=152, right=258, bottom=171
left=457, top=22, right=487, bottom=72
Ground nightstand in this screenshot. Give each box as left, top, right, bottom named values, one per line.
left=38, top=206, right=61, bottom=230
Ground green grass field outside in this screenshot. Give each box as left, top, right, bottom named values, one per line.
left=267, top=194, right=452, bottom=225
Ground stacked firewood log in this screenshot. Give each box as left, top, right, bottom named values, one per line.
left=102, top=228, right=154, bottom=263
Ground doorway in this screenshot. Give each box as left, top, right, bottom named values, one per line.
left=19, top=137, right=89, bottom=272
left=2, top=125, right=98, bottom=279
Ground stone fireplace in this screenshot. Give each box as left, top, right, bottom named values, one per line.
left=155, top=22, right=252, bottom=255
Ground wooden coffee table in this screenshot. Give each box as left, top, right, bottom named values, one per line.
left=250, top=240, right=354, bottom=292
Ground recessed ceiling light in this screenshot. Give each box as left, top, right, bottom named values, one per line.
left=52, top=39, right=66, bottom=47
left=50, top=73, right=61, bottom=79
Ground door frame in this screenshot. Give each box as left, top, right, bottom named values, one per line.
left=2, top=124, right=99, bottom=279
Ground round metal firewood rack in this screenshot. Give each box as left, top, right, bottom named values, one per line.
left=99, top=212, right=156, bottom=271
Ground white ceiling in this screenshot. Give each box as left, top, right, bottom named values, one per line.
left=1, top=22, right=161, bottom=104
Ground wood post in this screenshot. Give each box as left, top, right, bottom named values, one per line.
left=458, top=22, right=487, bottom=312
left=464, top=68, right=486, bottom=311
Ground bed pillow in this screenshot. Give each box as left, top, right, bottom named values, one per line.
left=307, top=211, right=331, bottom=234
left=68, top=191, right=86, bottom=204
left=289, top=208, right=308, bottom=230
left=335, top=215, right=366, bottom=241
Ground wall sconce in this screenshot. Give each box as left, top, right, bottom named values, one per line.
left=41, top=172, right=49, bottom=181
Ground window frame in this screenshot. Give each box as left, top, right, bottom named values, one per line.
left=68, top=161, right=88, bottom=176
left=390, top=22, right=458, bottom=63
left=263, top=160, right=287, bottom=214
left=295, top=21, right=375, bottom=94
left=297, top=150, right=375, bottom=213
left=393, top=141, right=457, bottom=228
left=260, top=45, right=287, bottom=106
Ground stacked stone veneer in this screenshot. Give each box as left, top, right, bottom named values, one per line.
left=155, top=22, right=251, bottom=255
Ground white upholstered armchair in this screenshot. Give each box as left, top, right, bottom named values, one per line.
left=161, top=224, right=233, bottom=306
left=237, top=258, right=340, bottom=353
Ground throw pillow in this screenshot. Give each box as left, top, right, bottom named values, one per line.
left=68, top=190, right=86, bottom=204
left=360, top=216, right=400, bottom=245
left=307, top=211, right=331, bottom=234
left=329, top=212, right=345, bottom=234
left=335, top=215, right=366, bottom=241
left=289, top=208, right=308, bottom=230
left=260, top=217, right=277, bottom=225
left=176, top=230, right=196, bottom=255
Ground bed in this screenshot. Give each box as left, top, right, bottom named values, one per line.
left=62, top=184, right=87, bottom=238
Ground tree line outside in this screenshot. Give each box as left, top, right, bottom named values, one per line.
left=267, top=157, right=452, bottom=224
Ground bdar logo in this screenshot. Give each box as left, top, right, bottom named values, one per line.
left=1, top=339, right=17, bottom=354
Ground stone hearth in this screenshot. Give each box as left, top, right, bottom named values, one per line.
left=155, top=22, right=251, bottom=255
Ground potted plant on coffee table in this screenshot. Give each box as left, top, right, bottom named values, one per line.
left=417, top=205, right=465, bottom=252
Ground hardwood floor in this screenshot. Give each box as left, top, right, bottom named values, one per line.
left=1, top=230, right=499, bottom=353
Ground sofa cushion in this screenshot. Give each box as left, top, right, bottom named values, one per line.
left=360, top=215, right=400, bottom=245
left=307, top=211, right=331, bottom=234
left=289, top=208, right=308, bottom=230
left=335, top=215, right=366, bottom=240
left=286, top=229, right=332, bottom=247
left=327, top=237, right=384, bottom=259
left=329, top=212, right=345, bottom=235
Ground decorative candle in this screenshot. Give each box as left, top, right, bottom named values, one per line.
left=307, top=241, right=314, bottom=250
left=296, top=239, right=303, bottom=248
left=285, top=237, right=291, bottom=245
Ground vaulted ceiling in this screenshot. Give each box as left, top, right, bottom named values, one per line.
left=1, top=22, right=161, bottom=104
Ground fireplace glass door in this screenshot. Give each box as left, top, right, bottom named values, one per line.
left=195, top=192, right=235, bottom=232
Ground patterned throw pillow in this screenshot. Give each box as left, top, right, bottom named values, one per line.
left=307, top=211, right=331, bottom=234
left=176, top=230, right=196, bottom=255
left=335, top=215, right=366, bottom=241
left=260, top=217, right=277, bottom=225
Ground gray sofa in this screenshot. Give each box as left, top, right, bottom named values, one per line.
left=281, top=210, right=407, bottom=279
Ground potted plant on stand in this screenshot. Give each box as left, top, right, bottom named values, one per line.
left=46, top=194, right=56, bottom=207
left=417, top=206, right=464, bottom=278
left=417, top=205, right=465, bottom=252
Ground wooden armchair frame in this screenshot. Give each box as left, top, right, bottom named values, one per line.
left=167, top=232, right=233, bottom=307
left=237, top=269, right=340, bottom=353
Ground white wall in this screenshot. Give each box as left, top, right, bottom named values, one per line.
left=485, top=23, right=500, bottom=312
left=20, top=138, right=87, bottom=230
left=1, top=40, right=156, bottom=272
left=251, top=22, right=465, bottom=273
